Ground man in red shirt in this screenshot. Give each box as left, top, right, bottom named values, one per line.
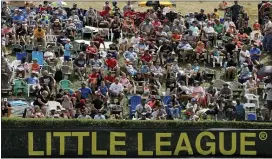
left=92, top=33, right=105, bottom=50
left=141, top=50, right=152, bottom=64
left=104, top=71, right=116, bottom=87
left=124, top=7, right=135, bottom=17
left=87, top=68, right=99, bottom=88
left=105, top=53, right=120, bottom=76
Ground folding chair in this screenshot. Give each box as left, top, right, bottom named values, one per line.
left=16, top=52, right=27, bottom=61
left=12, top=44, right=23, bottom=54
left=45, top=35, right=57, bottom=47
left=25, top=44, right=34, bottom=62
left=82, top=27, right=93, bottom=40
left=32, top=51, right=44, bottom=66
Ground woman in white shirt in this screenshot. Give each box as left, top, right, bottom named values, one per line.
left=239, top=45, right=250, bottom=65
left=245, top=75, right=258, bottom=94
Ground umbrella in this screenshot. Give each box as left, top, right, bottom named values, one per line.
left=257, top=66, right=272, bottom=76
left=138, top=1, right=176, bottom=8
left=51, top=1, right=68, bottom=7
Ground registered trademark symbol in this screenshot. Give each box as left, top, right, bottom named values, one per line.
left=259, top=132, right=268, bottom=141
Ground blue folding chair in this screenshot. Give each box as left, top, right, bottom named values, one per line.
left=129, top=96, right=141, bottom=118
left=16, top=52, right=27, bottom=61
left=32, top=51, right=44, bottom=66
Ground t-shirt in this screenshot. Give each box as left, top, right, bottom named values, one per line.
left=31, top=63, right=40, bottom=72
left=92, top=99, right=103, bottom=110
left=98, top=86, right=108, bottom=96
left=39, top=76, right=54, bottom=86
left=225, top=43, right=236, bottom=54
left=88, top=73, right=99, bottom=83
left=16, top=28, right=27, bottom=36
left=189, top=26, right=199, bottom=36
left=249, top=48, right=261, bottom=61
left=64, top=43, right=73, bottom=56
left=231, top=4, right=241, bottom=17
left=239, top=50, right=250, bottom=63
left=214, top=24, right=224, bottom=34
left=104, top=75, right=115, bottom=83
left=105, top=58, right=117, bottom=69
left=34, top=28, right=45, bottom=38
left=77, top=115, right=91, bottom=119
left=79, top=87, right=92, bottom=99
left=109, top=83, right=124, bottom=94
left=51, top=23, right=62, bottom=30
left=74, top=58, right=86, bottom=67
left=141, top=54, right=152, bottom=63
left=25, top=77, right=38, bottom=85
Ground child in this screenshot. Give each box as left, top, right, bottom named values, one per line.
left=195, top=41, right=206, bottom=61
left=211, top=47, right=223, bottom=67
left=64, top=39, right=73, bottom=64
left=31, top=58, right=40, bottom=73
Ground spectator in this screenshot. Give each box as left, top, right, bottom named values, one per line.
left=224, top=99, right=236, bottom=121
left=33, top=90, right=49, bottom=114
left=78, top=82, right=92, bottom=99
left=91, top=93, right=106, bottom=118
left=239, top=45, right=250, bottom=65
left=25, top=72, right=39, bottom=93
left=105, top=53, right=120, bottom=76
left=73, top=52, right=87, bottom=81
left=135, top=99, right=152, bottom=119
left=94, top=110, right=106, bottom=120
left=249, top=43, right=261, bottom=65
left=235, top=98, right=245, bottom=121
left=109, top=78, right=124, bottom=102
left=230, top=1, right=242, bottom=25
left=64, top=39, right=73, bottom=63
left=219, top=83, right=232, bottom=100
left=245, top=75, right=258, bottom=94
left=167, top=94, right=180, bottom=119
left=39, top=70, right=55, bottom=94
left=152, top=104, right=167, bottom=120
left=77, top=109, right=91, bottom=119
left=1, top=98, right=12, bottom=117
left=263, top=16, right=272, bottom=54
left=33, top=25, right=45, bottom=47
left=238, top=63, right=250, bottom=83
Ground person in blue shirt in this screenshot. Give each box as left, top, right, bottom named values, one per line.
left=64, top=39, right=73, bottom=63
left=235, top=98, right=245, bottom=121
left=167, top=94, right=180, bottom=119
left=13, top=12, right=24, bottom=24
left=249, top=43, right=261, bottom=65
left=25, top=72, right=39, bottom=93
left=39, top=14, right=49, bottom=25
left=123, top=47, right=137, bottom=64
left=192, top=61, right=200, bottom=72
left=78, top=82, right=92, bottom=99
left=24, top=7, right=35, bottom=19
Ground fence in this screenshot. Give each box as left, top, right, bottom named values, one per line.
left=2, top=118, right=272, bottom=158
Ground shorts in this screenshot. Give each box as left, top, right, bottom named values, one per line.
left=64, top=56, right=70, bottom=61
